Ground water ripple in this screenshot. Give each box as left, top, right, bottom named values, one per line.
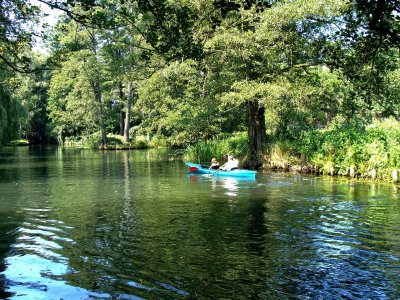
left=2, top=151, right=400, bottom=299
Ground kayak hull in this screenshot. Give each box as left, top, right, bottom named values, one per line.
left=185, top=162, right=256, bottom=178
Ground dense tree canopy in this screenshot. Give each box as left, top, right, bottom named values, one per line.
left=0, top=0, right=399, bottom=168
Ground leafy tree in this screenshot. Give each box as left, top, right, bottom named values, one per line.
left=9, top=53, right=55, bottom=144
left=134, top=0, right=204, bottom=60
left=48, top=52, right=98, bottom=141
left=382, top=67, right=400, bottom=115
left=257, top=68, right=351, bottom=142
left=0, top=82, right=20, bottom=147
left=343, top=0, right=400, bottom=49
left=0, top=0, right=43, bottom=147
left=0, top=0, right=42, bottom=72
left=48, top=19, right=109, bottom=145
left=137, top=59, right=233, bottom=146
left=100, top=1, right=155, bottom=142
left=204, top=0, right=345, bottom=168
left=333, top=0, right=400, bottom=118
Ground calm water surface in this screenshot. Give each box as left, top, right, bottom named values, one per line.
left=0, top=147, right=400, bottom=299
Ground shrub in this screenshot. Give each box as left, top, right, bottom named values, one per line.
left=270, top=117, right=400, bottom=179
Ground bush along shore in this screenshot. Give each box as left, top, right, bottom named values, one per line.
left=184, top=118, right=400, bottom=183
left=267, top=118, right=400, bottom=182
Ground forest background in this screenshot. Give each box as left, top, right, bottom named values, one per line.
left=0, top=0, right=399, bottom=178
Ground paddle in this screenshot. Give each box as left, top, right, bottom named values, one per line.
left=212, top=168, right=221, bottom=176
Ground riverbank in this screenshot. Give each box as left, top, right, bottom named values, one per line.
left=184, top=118, right=400, bottom=183
left=64, top=133, right=151, bottom=150
left=265, top=118, right=400, bottom=183
left=265, top=161, right=399, bottom=183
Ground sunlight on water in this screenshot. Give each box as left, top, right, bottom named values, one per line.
left=4, top=255, right=110, bottom=299
left=2, top=210, right=110, bottom=299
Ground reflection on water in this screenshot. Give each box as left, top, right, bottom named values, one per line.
left=221, top=177, right=238, bottom=197
left=0, top=148, right=400, bottom=299
left=188, top=174, right=256, bottom=198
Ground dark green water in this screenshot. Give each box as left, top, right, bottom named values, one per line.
left=1, top=147, right=400, bottom=299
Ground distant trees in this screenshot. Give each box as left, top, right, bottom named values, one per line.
left=47, top=19, right=107, bottom=145
left=0, top=84, right=20, bottom=146
left=0, top=0, right=40, bottom=147
left=10, top=54, right=53, bottom=144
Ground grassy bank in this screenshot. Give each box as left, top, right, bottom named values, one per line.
left=272, top=118, right=400, bottom=181
left=65, top=133, right=150, bottom=150
left=9, top=139, right=29, bottom=146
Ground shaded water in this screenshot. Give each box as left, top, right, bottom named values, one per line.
left=0, top=147, right=400, bottom=299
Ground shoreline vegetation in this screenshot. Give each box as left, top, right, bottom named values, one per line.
left=64, top=134, right=151, bottom=150
left=10, top=118, right=400, bottom=183
left=8, top=118, right=400, bottom=183
left=1, top=1, right=399, bottom=183
left=184, top=118, right=400, bottom=183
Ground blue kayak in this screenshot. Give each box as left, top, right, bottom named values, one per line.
left=186, top=162, right=256, bottom=178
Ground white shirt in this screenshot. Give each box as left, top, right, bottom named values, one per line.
left=223, top=160, right=239, bottom=171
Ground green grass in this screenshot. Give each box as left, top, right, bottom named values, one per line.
left=9, top=139, right=29, bottom=146
left=184, top=132, right=249, bottom=164
left=65, top=133, right=151, bottom=150
left=269, top=117, right=400, bottom=179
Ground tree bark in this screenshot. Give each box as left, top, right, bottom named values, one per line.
left=119, top=82, right=125, bottom=136
left=248, top=100, right=267, bottom=169
left=124, top=80, right=133, bottom=142
left=92, top=81, right=108, bottom=147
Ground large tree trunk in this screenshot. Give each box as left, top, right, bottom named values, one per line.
left=248, top=100, right=267, bottom=169
left=124, top=81, right=133, bottom=142
left=92, top=81, right=108, bottom=147
left=119, top=82, right=125, bottom=136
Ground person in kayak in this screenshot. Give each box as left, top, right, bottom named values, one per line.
left=209, top=158, right=220, bottom=170
left=220, top=155, right=239, bottom=171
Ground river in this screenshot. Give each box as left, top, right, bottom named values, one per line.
left=0, top=147, right=399, bottom=299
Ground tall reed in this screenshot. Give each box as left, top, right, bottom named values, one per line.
left=184, top=132, right=249, bottom=165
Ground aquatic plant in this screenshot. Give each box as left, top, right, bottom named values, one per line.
left=184, top=132, right=249, bottom=164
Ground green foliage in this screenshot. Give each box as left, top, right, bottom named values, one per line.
left=48, top=46, right=110, bottom=140
left=9, top=139, right=29, bottom=146
left=136, top=59, right=234, bottom=147
left=0, top=0, right=398, bottom=168
left=184, top=132, right=248, bottom=164
left=274, top=118, right=400, bottom=178
left=0, top=84, right=21, bottom=147
left=9, top=54, right=54, bottom=144
left=65, top=132, right=150, bottom=149
left=262, top=68, right=351, bottom=140
left=0, top=0, right=42, bottom=72
left=366, top=118, right=400, bottom=169
left=48, top=53, right=97, bottom=139
left=380, top=66, right=400, bottom=117
left=310, top=119, right=367, bottom=173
